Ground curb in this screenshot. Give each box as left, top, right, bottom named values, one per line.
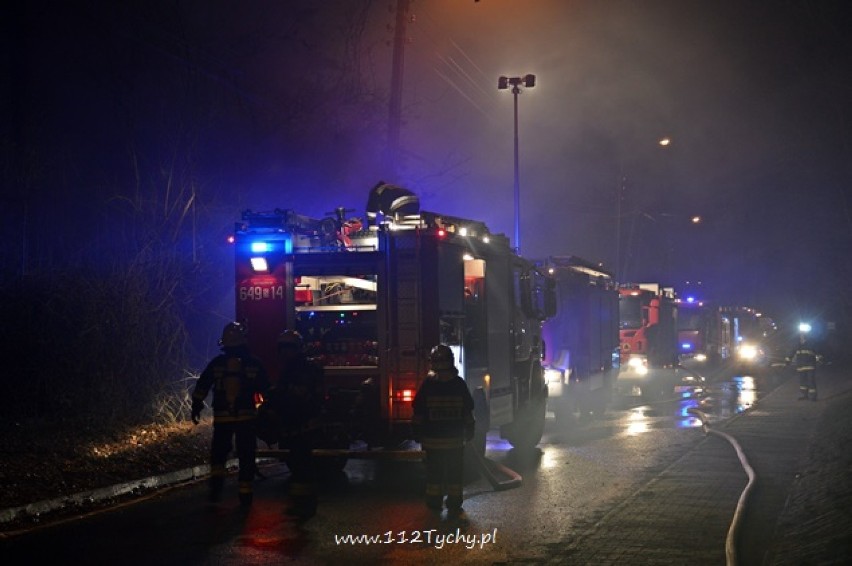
left=0, top=458, right=239, bottom=528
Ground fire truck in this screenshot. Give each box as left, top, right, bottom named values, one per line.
left=614, top=283, right=681, bottom=399
left=722, top=306, right=778, bottom=374
left=676, top=296, right=732, bottom=371
left=232, top=192, right=556, bottom=458
left=539, top=256, right=620, bottom=424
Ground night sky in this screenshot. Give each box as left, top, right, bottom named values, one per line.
left=3, top=0, right=852, bottom=332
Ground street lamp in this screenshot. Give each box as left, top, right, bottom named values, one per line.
left=498, top=74, right=536, bottom=253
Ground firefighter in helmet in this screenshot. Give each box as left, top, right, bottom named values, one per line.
left=788, top=334, right=821, bottom=401
left=365, top=181, right=420, bottom=229
left=266, top=329, right=324, bottom=519
left=412, top=344, right=475, bottom=519
left=191, top=322, right=270, bottom=506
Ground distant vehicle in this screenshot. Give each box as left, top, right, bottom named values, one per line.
left=615, top=283, right=681, bottom=400
left=539, top=256, right=620, bottom=423
left=676, top=296, right=732, bottom=371
left=723, top=306, right=778, bottom=375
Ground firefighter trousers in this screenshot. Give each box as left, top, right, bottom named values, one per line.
left=797, top=369, right=817, bottom=400
left=423, top=446, right=464, bottom=511
left=210, top=419, right=257, bottom=503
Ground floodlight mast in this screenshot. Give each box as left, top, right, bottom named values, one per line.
left=498, top=74, right=536, bottom=253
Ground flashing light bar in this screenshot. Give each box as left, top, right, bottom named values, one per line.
left=798, top=322, right=812, bottom=333
left=246, top=238, right=293, bottom=254
left=681, top=343, right=693, bottom=351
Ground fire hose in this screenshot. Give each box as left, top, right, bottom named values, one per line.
left=687, top=407, right=756, bottom=566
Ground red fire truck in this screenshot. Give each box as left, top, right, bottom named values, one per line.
left=615, top=283, right=680, bottom=399
left=539, top=256, right=620, bottom=423
left=676, top=296, right=732, bottom=371
left=232, top=193, right=556, bottom=458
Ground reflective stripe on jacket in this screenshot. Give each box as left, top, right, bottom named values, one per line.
left=193, top=351, right=269, bottom=423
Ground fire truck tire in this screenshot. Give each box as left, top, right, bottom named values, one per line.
left=554, top=381, right=578, bottom=427
left=471, top=387, right=489, bottom=458
left=590, top=382, right=612, bottom=419
left=463, top=387, right=490, bottom=483
left=504, top=364, right=547, bottom=452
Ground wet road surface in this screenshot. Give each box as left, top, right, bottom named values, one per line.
left=1, top=365, right=789, bottom=564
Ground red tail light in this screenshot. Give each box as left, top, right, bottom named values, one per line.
left=395, top=389, right=415, bottom=402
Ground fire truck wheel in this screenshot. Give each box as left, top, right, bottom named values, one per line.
left=590, top=385, right=611, bottom=419
left=504, top=363, right=547, bottom=452
left=471, top=387, right=489, bottom=458
left=515, top=394, right=547, bottom=452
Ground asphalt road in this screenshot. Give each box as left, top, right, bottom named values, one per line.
left=0, top=365, right=780, bottom=565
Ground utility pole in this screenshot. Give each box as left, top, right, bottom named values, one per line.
left=616, top=173, right=626, bottom=282
left=386, top=0, right=410, bottom=177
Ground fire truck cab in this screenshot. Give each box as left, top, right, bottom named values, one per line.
left=615, top=283, right=681, bottom=400
left=233, top=193, right=556, bottom=457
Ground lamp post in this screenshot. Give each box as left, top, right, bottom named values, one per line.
left=498, top=74, right=535, bottom=253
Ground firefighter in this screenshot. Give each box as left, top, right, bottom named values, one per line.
left=191, top=322, right=269, bottom=506
left=412, top=344, right=475, bottom=519
left=788, top=335, right=820, bottom=401
left=365, top=180, right=420, bottom=229
left=271, top=329, right=324, bottom=519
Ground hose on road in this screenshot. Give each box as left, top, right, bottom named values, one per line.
left=687, top=407, right=756, bottom=566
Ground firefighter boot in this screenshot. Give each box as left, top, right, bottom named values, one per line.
left=446, top=506, right=468, bottom=522
left=798, top=386, right=809, bottom=400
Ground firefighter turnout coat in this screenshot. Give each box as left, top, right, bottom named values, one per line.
left=412, top=369, right=475, bottom=450
left=193, top=350, right=269, bottom=423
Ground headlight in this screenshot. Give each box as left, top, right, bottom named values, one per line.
left=694, top=353, right=707, bottom=362
left=627, top=356, right=649, bottom=375
left=738, top=344, right=758, bottom=360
